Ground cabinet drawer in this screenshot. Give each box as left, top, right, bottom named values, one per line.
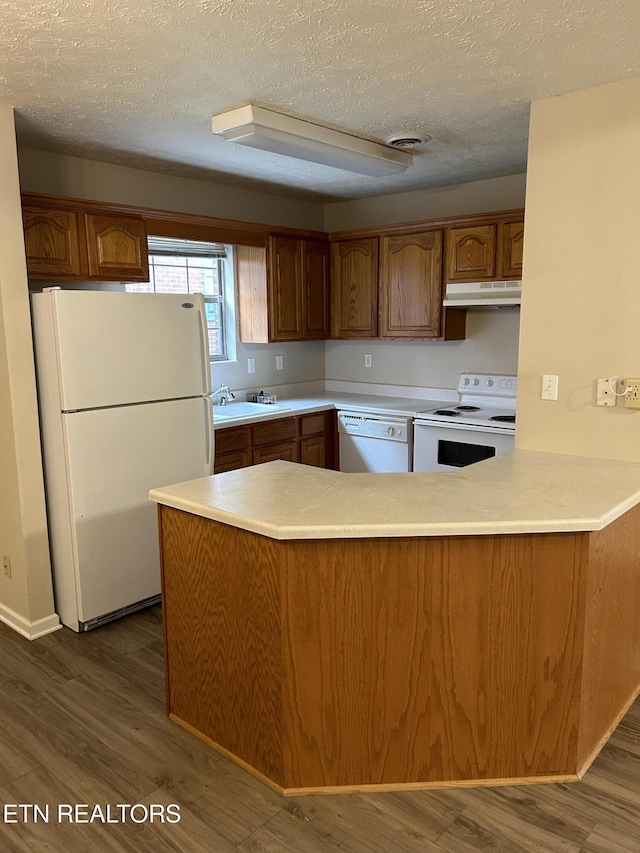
left=300, top=412, right=328, bottom=437
left=253, top=441, right=299, bottom=465
left=252, top=417, right=297, bottom=447
left=215, top=425, right=250, bottom=454
left=214, top=450, right=250, bottom=474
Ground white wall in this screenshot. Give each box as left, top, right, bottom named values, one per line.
left=18, top=148, right=325, bottom=231
left=212, top=340, right=326, bottom=397
left=0, top=108, right=58, bottom=637
left=517, top=77, right=640, bottom=461
left=324, top=173, right=526, bottom=231
left=326, top=309, right=520, bottom=391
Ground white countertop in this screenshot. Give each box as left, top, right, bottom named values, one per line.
left=212, top=391, right=455, bottom=427
left=149, top=450, right=640, bottom=540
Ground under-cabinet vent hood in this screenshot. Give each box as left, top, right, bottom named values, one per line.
left=443, top=280, right=522, bottom=307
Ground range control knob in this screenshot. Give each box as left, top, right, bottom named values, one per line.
left=463, top=378, right=470, bottom=385
left=387, top=427, right=397, bottom=437
left=486, top=379, right=494, bottom=386
left=473, top=378, right=480, bottom=386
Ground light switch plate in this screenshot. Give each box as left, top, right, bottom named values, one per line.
left=596, top=377, right=616, bottom=407
left=541, top=374, right=558, bottom=401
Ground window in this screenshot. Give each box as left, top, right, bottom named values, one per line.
left=125, top=237, right=235, bottom=362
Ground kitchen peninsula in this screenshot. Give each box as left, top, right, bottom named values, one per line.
left=150, top=450, right=640, bottom=795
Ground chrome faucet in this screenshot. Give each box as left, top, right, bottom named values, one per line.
left=212, top=384, right=235, bottom=405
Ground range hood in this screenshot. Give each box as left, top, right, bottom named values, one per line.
left=443, top=280, right=522, bottom=307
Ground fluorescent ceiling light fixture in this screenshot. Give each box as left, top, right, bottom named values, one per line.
left=212, top=105, right=413, bottom=177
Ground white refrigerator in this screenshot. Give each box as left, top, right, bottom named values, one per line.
left=31, top=288, right=214, bottom=632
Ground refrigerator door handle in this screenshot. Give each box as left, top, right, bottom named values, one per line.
left=195, top=294, right=212, bottom=396
left=204, top=396, right=215, bottom=475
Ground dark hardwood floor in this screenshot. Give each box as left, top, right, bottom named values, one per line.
left=1, top=605, right=639, bottom=852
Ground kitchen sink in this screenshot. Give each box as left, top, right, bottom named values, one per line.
left=213, top=401, right=291, bottom=421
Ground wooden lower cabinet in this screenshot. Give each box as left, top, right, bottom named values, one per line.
left=158, top=502, right=640, bottom=795
left=214, top=411, right=334, bottom=473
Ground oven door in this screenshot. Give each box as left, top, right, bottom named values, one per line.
left=413, top=420, right=515, bottom=473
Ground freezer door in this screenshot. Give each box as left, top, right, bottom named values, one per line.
left=57, top=397, right=213, bottom=626
left=32, top=290, right=211, bottom=410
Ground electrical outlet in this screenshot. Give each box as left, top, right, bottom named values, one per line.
left=364, top=353, right=373, bottom=368
left=247, top=358, right=256, bottom=374
left=275, top=355, right=284, bottom=370
left=596, top=377, right=616, bottom=407
left=3, top=555, right=11, bottom=578
left=624, top=377, right=640, bottom=409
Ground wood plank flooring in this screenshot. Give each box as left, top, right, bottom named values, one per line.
left=1, top=605, right=639, bottom=852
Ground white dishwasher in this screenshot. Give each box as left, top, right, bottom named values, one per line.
left=337, top=411, right=414, bottom=473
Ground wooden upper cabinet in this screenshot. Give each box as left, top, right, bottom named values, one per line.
left=330, top=238, right=379, bottom=338
left=84, top=214, right=149, bottom=281
left=379, top=231, right=443, bottom=338
left=497, top=219, right=525, bottom=279
left=302, top=240, right=329, bottom=339
left=22, top=204, right=149, bottom=282
left=22, top=208, right=82, bottom=278
left=237, top=236, right=328, bottom=343
left=267, top=235, right=303, bottom=341
left=444, top=224, right=496, bottom=283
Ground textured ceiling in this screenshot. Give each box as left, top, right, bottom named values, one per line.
left=1, top=0, right=639, bottom=201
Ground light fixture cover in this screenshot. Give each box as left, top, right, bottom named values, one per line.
left=212, top=105, right=412, bottom=177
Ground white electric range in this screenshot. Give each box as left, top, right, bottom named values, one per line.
left=413, top=373, right=517, bottom=473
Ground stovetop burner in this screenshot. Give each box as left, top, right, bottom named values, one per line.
left=415, top=374, right=517, bottom=433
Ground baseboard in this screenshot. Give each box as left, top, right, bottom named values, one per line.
left=0, top=602, right=62, bottom=640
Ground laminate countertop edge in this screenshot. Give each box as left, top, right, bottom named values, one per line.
left=149, top=449, right=640, bottom=540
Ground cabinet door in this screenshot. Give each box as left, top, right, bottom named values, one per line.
left=300, top=435, right=327, bottom=468
left=267, top=235, right=303, bottom=341
left=330, top=238, right=379, bottom=338
left=85, top=214, right=149, bottom=281
left=253, top=441, right=299, bottom=465
left=379, top=231, right=442, bottom=338
left=302, top=240, right=329, bottom=338
left=497, top=220, right=525, bottom=279
left=444, top=224, right=496, bottom=283
left=23, top=208, right=82, bottom=278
